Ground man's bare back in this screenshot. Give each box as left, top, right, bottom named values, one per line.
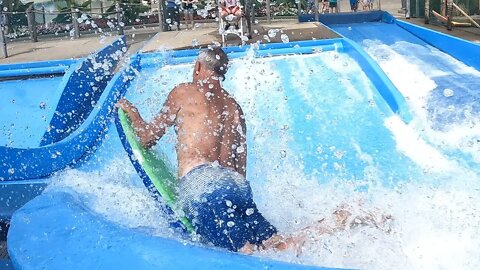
left=118, top=49, right=246, bottom=178
left=161, top=82, right=246, bottom=177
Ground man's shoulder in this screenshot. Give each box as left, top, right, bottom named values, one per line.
left=171, top=82, right=194, bottom=95
left=165, top=83, right=192, bottom=103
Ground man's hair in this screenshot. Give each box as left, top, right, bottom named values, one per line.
left=197, top=47, right=229, bottom=80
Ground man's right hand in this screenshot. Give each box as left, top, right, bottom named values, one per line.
left=117, top=98, right=136, bottom=113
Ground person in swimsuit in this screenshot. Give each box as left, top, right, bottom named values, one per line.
left=219, top=0, right=242, bottom=30
left=182, top=0, right=196, bottom=30
left=118, top=47, right=390, bottom=254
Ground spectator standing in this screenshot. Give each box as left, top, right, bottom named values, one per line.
left=329, top=0, right=338, bottom=13
left=182, top=0, right=197, bottom=29
left=307, top=0, right=315, bottom=13
left=350, top=0, right=358, bottom=11
left=166, top=0, right=181, bottom=31
left=321, top=0, right=329, bottom=13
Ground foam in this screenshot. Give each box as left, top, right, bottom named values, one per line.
left=362, top=39, right=480, bottom=167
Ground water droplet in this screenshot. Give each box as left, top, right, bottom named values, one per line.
left=39, top=102, right=47, bottom=109
left=334, top=150, right=345, bottom=159
left=225, top=200, right=232, bottom=207
left=443, top=88, right=454, bottom=97
left=236, top=145, right=244, bottom=154
left=8, top=168, right=14, bottom=175
left=281, top=34, right=289, bottom=43
left=192, top=39, right=198, bottom=47
left=280, top=150, right=287, bottom=158
left=268, top=29, right=278, bottom=38
left=227, top=221, right=235, bottom=227
left=246, top=208, right=255, bottom=216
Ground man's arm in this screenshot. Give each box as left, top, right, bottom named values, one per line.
left=118, top=88, right=181, bottom=149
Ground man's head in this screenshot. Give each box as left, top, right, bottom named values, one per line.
left=194, top=47, right=229, bottom=81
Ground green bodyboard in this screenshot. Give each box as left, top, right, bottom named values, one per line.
left=117, top=109, right=194, bottom=233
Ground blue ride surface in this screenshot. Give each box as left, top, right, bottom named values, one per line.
left=319, top=11, right=480, bottom=171
left=7, top=38, right=417, bottom=269
left=318, top=11, right=480, bottom=131
left=0, top=37, right=127, bottom=220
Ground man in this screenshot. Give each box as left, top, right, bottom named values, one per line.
left=219, top=0, right=242, bottom=30
left=329, top=0, right=339, bottom=13
left=118, top=47, right=306, bottom=253
left=166, top=0, right=181, bottom=31
left=118, top=47, right=389, bottom=254
left=182, top=0, right=197, bottom=30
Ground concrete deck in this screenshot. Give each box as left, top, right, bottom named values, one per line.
left=140, top=20, right=339, bottom=52
left=0, top=36, right=119, bottom=64
left=0, top=0, right=478, bottom=63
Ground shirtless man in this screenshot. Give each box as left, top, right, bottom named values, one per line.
left=118, top=47, right=389, bottom=254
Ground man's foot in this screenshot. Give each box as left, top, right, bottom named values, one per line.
left=235, top=24, right=239, bottom=30
left=224, top=23, right=231, bottom=31
left=261, top=234, right=306, bottom=257
left=239, top=242, right=256, bottom=254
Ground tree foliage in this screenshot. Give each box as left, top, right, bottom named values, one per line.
left=106, top=0, right=149, bottom=26
left=52, top=0, right=92, bottom=24
left=2, top=0, right=33, bottom=29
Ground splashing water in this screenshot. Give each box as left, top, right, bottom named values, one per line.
left=47, top=50, right=480, bottom=269
left=362, top=40, right=480, bottom=167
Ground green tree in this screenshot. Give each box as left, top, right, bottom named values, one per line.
left=52, top=0, right=92, bottom=24
left=106, top=0, right=149, bottom=26
left=1, top=0, right=33, bottom=30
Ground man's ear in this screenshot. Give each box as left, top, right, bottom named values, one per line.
left=194, top=61, right=201, bottom=74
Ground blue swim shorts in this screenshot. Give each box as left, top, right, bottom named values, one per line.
left=178, top=164, right=277, bottom=251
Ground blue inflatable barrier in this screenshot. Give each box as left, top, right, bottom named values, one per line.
left=0, top=59, right=79, bottom=79
left=0, top=37, right=128, bottom=182
left=41, top=37, right=128, bottom=145
left=8, top=191, right=341, bottom=270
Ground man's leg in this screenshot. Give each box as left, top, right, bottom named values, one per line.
left=233, top=9, right=242, bottom=29
left=243, top=207, right=393, bottom=255
left=188, top=10, right=194, bottom=28
left=175, top=7, right=181, bottom=30
left=166, top=7, right=174, bottom=30
left=220, top=9, right=231, bottom=30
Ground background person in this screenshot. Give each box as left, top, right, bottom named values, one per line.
left=166, top=0, right=181, bottom=31
left=329, top=0, right=338, bottom=13
left=182, top=0, right=197, bottom=29
left=220, top=0, right=242, bottom=30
